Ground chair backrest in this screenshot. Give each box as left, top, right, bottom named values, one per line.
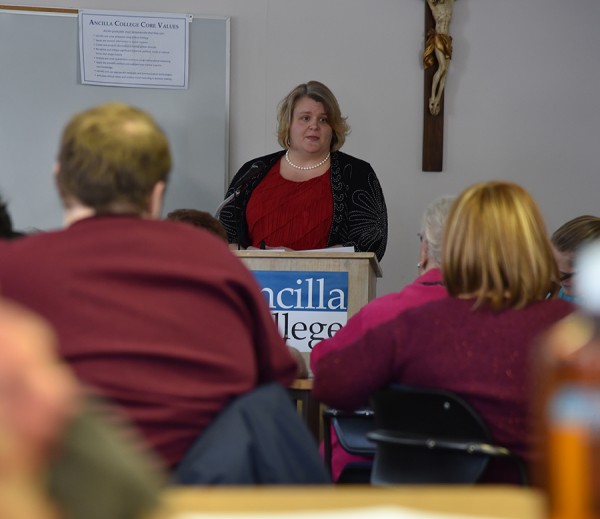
left=326, top=408, right=376, bottom=455
left=368, top=384, right=526, bottom=485
left=322, top=408, right=375, bottom=483
left=373, top=384, right=491, bottom=438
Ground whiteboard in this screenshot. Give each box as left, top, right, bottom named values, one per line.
left=0, top=8, right=229, bottom=232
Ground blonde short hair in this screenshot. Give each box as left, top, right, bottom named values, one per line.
left=56, top=102, right=171, bottom=214
left=442, top=181, right=559, bottom=310
left=276, top=81, right=350, bottom=152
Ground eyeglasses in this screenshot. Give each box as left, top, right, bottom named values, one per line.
left=559, top=271, right=575, bottom=282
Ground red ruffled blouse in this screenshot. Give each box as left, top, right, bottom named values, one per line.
left=246, top=160, right=333, bottom=250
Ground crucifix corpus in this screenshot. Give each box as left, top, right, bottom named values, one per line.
left=422, top=0, right=454, bottom=172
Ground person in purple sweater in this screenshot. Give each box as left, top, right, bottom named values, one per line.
left=311, top=194, right=454, bottom=481
left=312, top=181, right=574, bottom=482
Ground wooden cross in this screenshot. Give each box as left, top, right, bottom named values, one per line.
left=422, top=1, right=449, bottom=172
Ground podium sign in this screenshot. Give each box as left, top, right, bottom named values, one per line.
left=253, top=270, right=348, bottom=351
left=235, top=251, right=382, bottom=353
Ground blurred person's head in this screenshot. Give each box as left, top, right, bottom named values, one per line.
left=166, top=209, right=228, bottom=241
left=442, top=181, right=559, bottom=310
left=417, top=195, right=455, bottom=275
left=0, top=299, right=78, bottom=472
left=55, top=102, right=171, bottom=222
left=551, top=215, right=600, bottom=300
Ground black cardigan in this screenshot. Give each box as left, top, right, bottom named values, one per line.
left=219, top=150, right=388, bottom=261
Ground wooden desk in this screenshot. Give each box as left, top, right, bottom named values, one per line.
left=151, top=485, right=544, bottom=519
left=288, top=378, right=321, bottom=442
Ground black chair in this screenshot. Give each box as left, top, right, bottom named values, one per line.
left=367, top=385, right=529, bottom=485
left=322, top=407, right=376, bottom=483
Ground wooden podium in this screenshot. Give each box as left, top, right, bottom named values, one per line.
left=234, top=250, right=382, bottom=318
left=234, top=250, right=382, bottom=439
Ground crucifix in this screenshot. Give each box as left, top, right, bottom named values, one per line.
left=422, top=0, right=454, bottom=172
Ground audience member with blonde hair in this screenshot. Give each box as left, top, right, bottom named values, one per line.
left=312, top=181, right=573, bottom=482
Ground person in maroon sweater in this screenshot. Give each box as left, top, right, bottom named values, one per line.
left=0, top=102, right=297, bottom=470
left=312, top=181, right=574, bottom=481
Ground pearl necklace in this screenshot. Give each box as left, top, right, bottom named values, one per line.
left=285, top=150, right=330, bottom=171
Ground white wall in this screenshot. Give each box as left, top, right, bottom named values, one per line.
left=4, top=0, right=600, bottom=296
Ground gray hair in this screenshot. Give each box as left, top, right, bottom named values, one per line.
left=421, top=195, right=456, bottom=267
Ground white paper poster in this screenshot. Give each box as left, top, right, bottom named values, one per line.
left=79, top=10, right=190, bottom=89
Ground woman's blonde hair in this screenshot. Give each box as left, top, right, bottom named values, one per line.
left=442, top=181, right=559, bottom=310
left=276, top=81, right=350, bottom=152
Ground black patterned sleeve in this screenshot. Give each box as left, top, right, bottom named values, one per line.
left=218, top=161, right=251, bottom=245
left=218, top=153, right=280, bottom=247
left=345, top=162, right=388, bottom=261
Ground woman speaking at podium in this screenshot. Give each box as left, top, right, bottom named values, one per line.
left=218, top=81, right=388, bottom=261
